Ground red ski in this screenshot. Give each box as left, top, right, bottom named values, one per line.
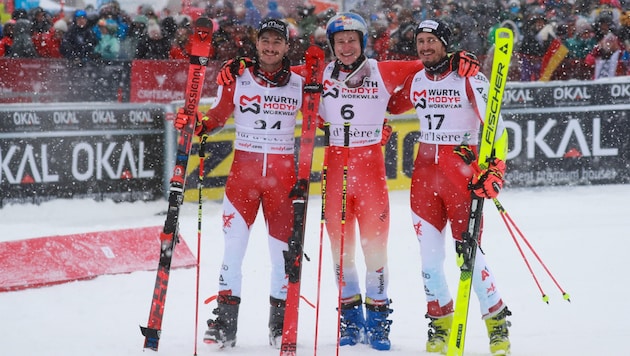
left=280, top=45, right=325, bottom=355
left=140, top=16, right=213, bottom=351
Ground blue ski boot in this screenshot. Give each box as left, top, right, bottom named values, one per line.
left=365, top=299, right=393, bottom=351
left=339, top=295, right=366, bottom=346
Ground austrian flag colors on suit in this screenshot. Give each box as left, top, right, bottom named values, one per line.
left=232, top=70, right=302, bottom=153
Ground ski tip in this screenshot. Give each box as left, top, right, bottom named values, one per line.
left=496, top=28, right=513, bottom=38
left=305, top=45, right=325, bottom=61
left=194, top=16, right=213, bottom=30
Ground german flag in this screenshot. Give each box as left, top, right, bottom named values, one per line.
left=539, top=37, right=569, bottom=81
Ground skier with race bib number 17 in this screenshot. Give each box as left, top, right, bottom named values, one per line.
left=389, top=19, right=512, bottom=356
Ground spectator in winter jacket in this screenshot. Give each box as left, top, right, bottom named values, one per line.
left=169, top=25, right=192, bottom=60
left=585, top=32, right=628, bottom=78
left=0, top=20, right=15, bottom=57
left=94, top=19, right=120, bottom=60
left=565, top=17, right=598, bottom=59
left=36, top=19, right=67, bottom=58
left=61, top=10, right=99, bottom=65
left=242, top=0, right=262, bottom=28
left=30, top=7, right=52, bottom=34
left=119, top=15, right=148, bottom=60
left=518, top=12, right=555, bottom=81
left=11, top=18, right=38, bottom=57
left=135, top=19, right=170, bottom=60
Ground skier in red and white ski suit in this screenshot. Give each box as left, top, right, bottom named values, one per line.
left=389, top=19, right=511, bottom=355
left=174, top=19, right=302, bottom=349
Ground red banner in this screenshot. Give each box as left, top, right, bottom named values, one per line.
left=0, top=58, right=220, bottom=104
left=130, top=59, right=219, bottom=103
left=0, top=58, right=70, bottom=103
left=0, top=226, right=196, bottom=292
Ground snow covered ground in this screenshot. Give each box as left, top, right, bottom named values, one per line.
left=1, top=184, right=626, bottom=355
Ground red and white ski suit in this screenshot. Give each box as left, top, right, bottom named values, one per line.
left=390, top=68, right=508, bottom=319
left=316, top=58, right=425, bottom=305
left=204, top=68, right=303, bottom=301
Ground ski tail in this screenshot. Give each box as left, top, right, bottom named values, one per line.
left=280, top=45, right=325, bottom=356
left=140, top=17, right=213, bottom=351
left=447, top=28, right=513, bottom=356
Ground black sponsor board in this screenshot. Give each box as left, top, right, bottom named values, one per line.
left=502, top=106, right=630, bottom=187
left=500, top=77, right=630, bottom=187
left=0, top=103, right=165, bottom=206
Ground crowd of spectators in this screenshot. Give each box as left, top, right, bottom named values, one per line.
left=1, top=0, right=630, bottom=81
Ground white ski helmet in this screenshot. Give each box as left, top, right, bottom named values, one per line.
left=325, top=12, right=369, bottom=55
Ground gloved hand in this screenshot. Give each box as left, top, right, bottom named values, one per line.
left=316, top=115, right=326, bottom=130
left=454, top=144, right=475, bottom=165
left=289, top=178, right=309, bottom=199
left=216, top=57, right=255, bottom=86
left=174, top=108, right=203, bottom=134
left=450, top=50, right=480, bottom=77
left=471, top=158, right=506, bottom=199
left=174, top=108, right=223, bottom=136
left=381, top=119, right=393, bottom=146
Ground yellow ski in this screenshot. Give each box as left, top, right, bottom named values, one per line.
left=447, top=28, right=513, bottom=356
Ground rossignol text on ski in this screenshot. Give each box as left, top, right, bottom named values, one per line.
left=140, top=16, right=213, bottom=351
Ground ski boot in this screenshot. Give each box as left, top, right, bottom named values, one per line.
left=426, top=314, right=452, bottom=354
left=485, top=307, right=512, bottom=356
left=203, top=293, right=240, bottom=348
left=365, top=299, right=393, bottom=351
left=268, top=297, right=285, bottom=349
left=338, top=294, right=366, bottom=346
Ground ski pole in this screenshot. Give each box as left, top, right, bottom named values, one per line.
left=193, top=135, right=208, bottom=355
left=314, top=123, right=330, bottom=356
left=492, top=198, right=571, bottom=303
left=335, top=123, right=350, bottom=356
